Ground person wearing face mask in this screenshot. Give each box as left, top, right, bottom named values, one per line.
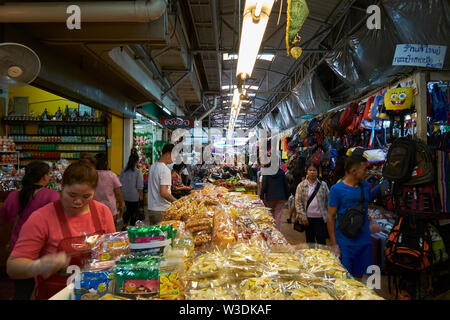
left=6, top=159, right=116, bottom=300
left=294, top=163, right=329, bottom=246
left=327, top=155, right=381, bottom=280
left=0, top=161, right=60, bottom=300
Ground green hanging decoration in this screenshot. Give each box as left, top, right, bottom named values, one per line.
left=286, top=0, right=309, bottom=58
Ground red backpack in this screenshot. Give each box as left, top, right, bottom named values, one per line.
left=363, top=96, right=375, bottom=121
left=347, top=103, right=365, bottom=135
left=339, top=103, right=359, bottom=128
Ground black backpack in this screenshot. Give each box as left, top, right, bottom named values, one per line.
left=382, top=137, right=416, bottom=183
left=403, top=138, right=434, bottom=186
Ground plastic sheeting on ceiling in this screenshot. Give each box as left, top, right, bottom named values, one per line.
left=326, top=0, right=449, bottom=93
left=260, top=71, right=334, bottom=131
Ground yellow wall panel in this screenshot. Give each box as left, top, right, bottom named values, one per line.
left=109, top=114, right=123, bottom=175
left=8, top=85, right=78, bottom=115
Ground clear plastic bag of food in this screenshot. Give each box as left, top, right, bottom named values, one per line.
left=159, top=255, right=185, bottom=300
left=278, top=273, right=335, bottom=296
left=212, top=208, right=237, bottom=249
left=226, top=241, right=268, bottom=279
left=298, top=248, right=349, bottom=279
left=247, top=207, right=275, bottom=225
left=239, top=277, right=286, bottom=300
left=235, top=215, right=264, bottom=242
left=333, top=278, right=384, bottom=300
left=266, top=253, right=302, bottom=276
left=185, top=251, right=226, bottom=280
left=185, top=271, right=233, bottom=291
left=170, top=231, right=195, bottom=271
left=185, top=286, right=239, bottom=300
left=194, top=231, right=212, bottom=251
left=260, top=225, right=292, bottom=253
left=91, top=231, right=129, bottom=263
left=289, top=287, right=335, bottom=300
left=186, top=217, right=213, bottom=234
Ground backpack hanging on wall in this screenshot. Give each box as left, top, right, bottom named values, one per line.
left=385, top=216, right=433, bottom=271
left=382, top=137, right=416, bottom=183
left=403, top=138, right=435, bottom=186
left=339, top=103, right=359, bottom=128
left=347, top=103, right=366, bottom=135
left=394, top=184, right=441, bottom=218
left=363, top=96, right=376, bottom=121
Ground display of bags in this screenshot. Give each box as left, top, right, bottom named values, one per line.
left=403, top=138, right=434, bottom=186
left=395, top=184, right=441, bottom=218
left=385, top=216, right=432, bottom=271
left=339, top=103, right=359, bottom=128
left=363, top=96, right=376, bottom=121
left=382, top=137, right=416, bottom=183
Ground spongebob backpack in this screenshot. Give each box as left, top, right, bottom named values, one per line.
left=384, top=87, right=413, bottom=114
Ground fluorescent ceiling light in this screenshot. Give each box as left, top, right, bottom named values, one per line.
left=236, top=0, right=275, bottom=80
left=162, top=107, right=171, bottom=115
left=222, top=53, right=275, bottom=62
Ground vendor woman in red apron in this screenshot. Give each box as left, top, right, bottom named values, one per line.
left=7, top=159, right=116, bottom=300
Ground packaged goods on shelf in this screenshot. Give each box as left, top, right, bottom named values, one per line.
left=91, top=232, right=129, bottom=263
left=298, top=249, right=349, bottom=280
left=212, top=208, right=237, bottom=249
left=74, top=271, right=115, bottom=300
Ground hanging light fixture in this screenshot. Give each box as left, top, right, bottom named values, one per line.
left=236, top=0, right=275, bottom=81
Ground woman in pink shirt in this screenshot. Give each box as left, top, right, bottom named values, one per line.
left=0, top=161, right=60, bottom=300
left=93, top=153, right=123, bottom=222
left=7, top=159, right=116, bottom=300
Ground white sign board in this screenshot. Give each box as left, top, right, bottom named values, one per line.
left=392, top=44, right=447, bottom=69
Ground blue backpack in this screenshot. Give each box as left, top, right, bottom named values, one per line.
left=371, top=90, right=387, bottom=120
left=430, top=83, right=450, bottom=123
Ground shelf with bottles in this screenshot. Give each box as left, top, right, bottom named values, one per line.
left=7, top=123, right=106, bottom=136
left=17, top=144, right=107, bottom=152
left=2, top=117, right=106, bottom=126
left=10, top=135, right=107, bottom=143
left=20, top=151, right=106, bottom=160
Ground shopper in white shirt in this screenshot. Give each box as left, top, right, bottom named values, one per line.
left=295, top=163, right=329, bottom=246
left=147, top=143, right=177, bottom=224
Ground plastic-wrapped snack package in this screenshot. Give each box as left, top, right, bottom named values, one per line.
left=171, top=232, right=195, bottom=271
left=114, top=255, right=161, bottom=298
left=260, top=225, right=292, bottom=253
left=185, top=271, right=233, bottom=291
left=279, top=272, right=335, bottom=294
left=333, top=279, right=384, bottom=300
left=235, top=215, right=264, bottom=243
left=127, top=225, right=174, bottom=256
left=185, top=286, right=238, bottom=300
left=91, top=232, right=129, bottom=263
left=289, top=288, right=335, bottom=300
left=298, top=249, right=349, bottom=279
left=247, top=207, right=274, bottom=226
left=226, top=241, right=268, bottom=279
left=239, top=277, right=286, bottom=300
left=266, top=253, right=302, bottom=276
left=159, top=220, right=185, bottom=234
left=159, top=256, right=185, bottom=300
left=185, top=251, right=226, bottom=280
left=74, top=270, right=115, bottom=300
left=194, top=231, right=212, bottom=252
left=186, top=217, right=213, bottom=234
left=212, top=208, right=237, bottom=249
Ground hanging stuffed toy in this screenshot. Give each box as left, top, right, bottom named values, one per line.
left=384, top=87, right=413, bottom=113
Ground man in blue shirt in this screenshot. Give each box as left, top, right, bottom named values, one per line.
left=327, top=155, right=381, bottom=279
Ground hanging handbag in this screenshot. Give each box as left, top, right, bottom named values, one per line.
left=294, top=181, right=322, bottom=232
